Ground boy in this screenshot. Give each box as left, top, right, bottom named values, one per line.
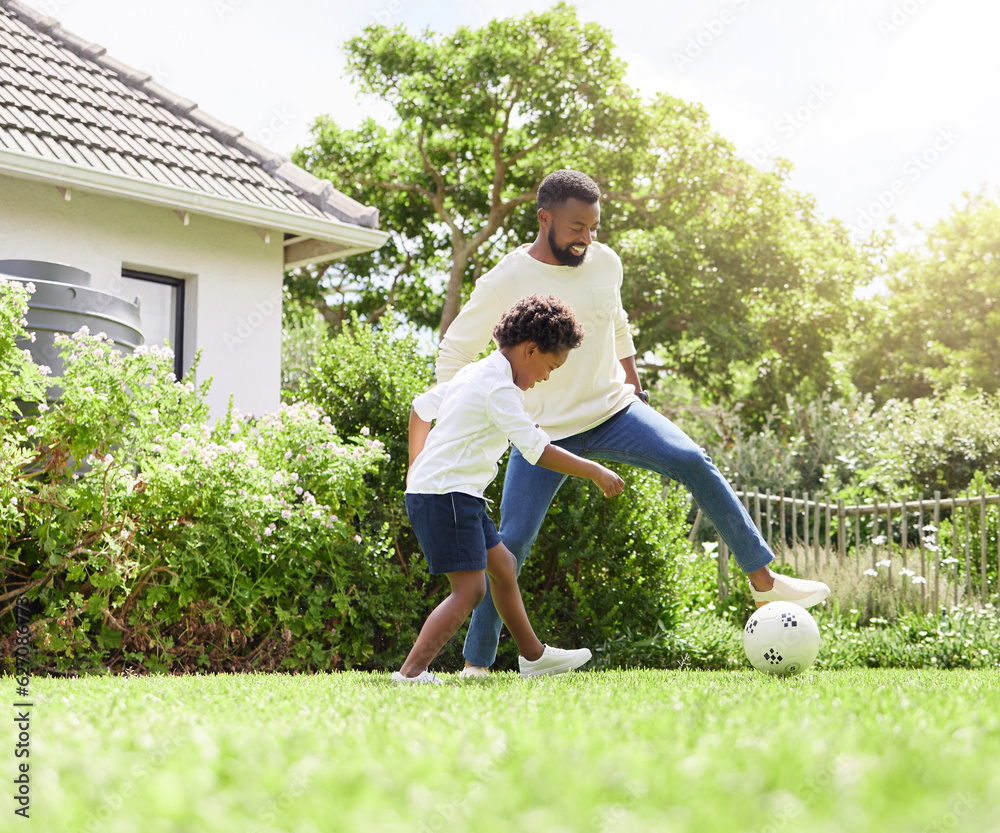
left=394, top=295, right=624, bottom=683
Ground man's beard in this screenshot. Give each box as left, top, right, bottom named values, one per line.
left=548, top=226, right=587, bottom=267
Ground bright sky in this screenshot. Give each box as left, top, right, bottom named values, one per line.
left=47, top=0, right=1000, bottom=239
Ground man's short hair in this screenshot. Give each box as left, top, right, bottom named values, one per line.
left=537, top=170, right=601, bottom=212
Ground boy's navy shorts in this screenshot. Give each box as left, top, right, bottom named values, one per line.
left=405, top=492, right=502, bottom=575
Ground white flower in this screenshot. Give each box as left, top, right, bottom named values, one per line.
left=38, top=365, right=50, bottom=375
left=941, top=557, right=959, bottom=566
left=871, top=535, right=887, bottom=546
left=863, top=568, right=878, bottom=577
left=38, top=403, right=48, bottom=412
left=900, top=568, right=915, bottom=577
left=281, top=509, right=292, bottom=520
left=25, top=281, right=35, bottom=293
left=25, top=425, right=36, bottom=436
left=912, top=576, right=927, bottom=585
left=360, top=426, right=370, bottom=436
left=876, top=559, right=892, bottom=568
left=166, top=372, right=176, bottom=383
left=925, top=543, right=940, bottom=552
left=312, top=510, right=322, bottom=519
left=353, top=535, right=362, bottom=543
left=922, top=524, right=938, bottom=533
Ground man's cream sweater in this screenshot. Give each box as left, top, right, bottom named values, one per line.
left=436, top=242, right=639, bottom=441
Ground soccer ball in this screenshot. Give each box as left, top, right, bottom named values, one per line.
left=743, top=601, right=820, bottom=676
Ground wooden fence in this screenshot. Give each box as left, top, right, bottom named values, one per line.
left=689, top=489, right=1000, bottom=608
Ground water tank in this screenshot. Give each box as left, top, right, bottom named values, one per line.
left=0, top=259, right=144, bottom=381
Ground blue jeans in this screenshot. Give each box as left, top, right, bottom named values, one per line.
left=462, top=402, right=775, bottom=667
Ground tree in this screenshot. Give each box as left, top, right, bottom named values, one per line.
left=292, top=4, right=873, bottom=420
left=850, top=189, right=1000, bottom=402
left=293, top=3, right=633, bottom=333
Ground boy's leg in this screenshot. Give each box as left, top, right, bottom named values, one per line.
left=485, top=541, right=544, bottom=661
left=399, top=570, right=486, bottom=678
left=462, top=445, right=574, bottom=668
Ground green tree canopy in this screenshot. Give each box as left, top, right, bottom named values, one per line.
left=291, top=3, right=875, bottom=420
left=292, top=2, right=632, bottom=333
left=850, top=189, right=1000, bottom=403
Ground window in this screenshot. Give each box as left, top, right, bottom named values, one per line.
left=120, top=269, right=185, bottom=378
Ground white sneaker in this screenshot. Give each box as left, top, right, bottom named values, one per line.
left=519, top=645, right=592, bottom=678
left=391, top=670, right=444, bottom=685
left=458, top=664, right=489, bottom=679
left=749, top=574, right=831, bottom=609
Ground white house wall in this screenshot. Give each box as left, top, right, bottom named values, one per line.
left=0, top=174, right=284, bottom=419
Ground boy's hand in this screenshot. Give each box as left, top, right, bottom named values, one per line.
left=593, top=466, right=625, bottom=498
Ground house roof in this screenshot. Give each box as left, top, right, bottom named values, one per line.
left=0, top=0, right=388, bottom=266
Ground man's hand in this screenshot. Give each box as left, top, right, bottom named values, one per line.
left=592, top=465, right=625, bottom=497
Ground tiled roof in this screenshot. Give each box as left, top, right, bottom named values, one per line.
left=0, top=0, right=379, bottom=229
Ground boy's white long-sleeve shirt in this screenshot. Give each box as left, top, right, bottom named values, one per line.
left=436, top=242, right=639, bottom=441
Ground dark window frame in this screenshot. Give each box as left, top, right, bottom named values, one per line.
left=121, top=268, right=185, bottom=378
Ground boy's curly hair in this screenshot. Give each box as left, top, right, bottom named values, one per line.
left=493, top=294, right=585, bottom=353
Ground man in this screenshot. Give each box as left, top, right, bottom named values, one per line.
left=436, top=169, right=830, bottom=676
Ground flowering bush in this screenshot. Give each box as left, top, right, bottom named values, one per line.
left=0, top=278, right=47, bottom=562
left=2, top=322, right=391, bottom=673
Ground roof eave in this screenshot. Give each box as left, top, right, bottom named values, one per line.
left=0, top=148, right=388, bottom=266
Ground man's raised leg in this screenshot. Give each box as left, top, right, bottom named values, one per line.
left=581, top=403, right=829, bottom=607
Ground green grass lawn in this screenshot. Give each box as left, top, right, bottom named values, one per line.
left=11, top=668, right=1000, bottom=833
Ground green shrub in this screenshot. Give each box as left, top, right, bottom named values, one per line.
left=815, top=604, right=1000, bottom=670
left=486, top=474, right=692, bottom=671
left=295, top=317, right=435, bottom=667
left=297, top=320, right=694, bottom=670
left=1, top=329, right=390, bottom=674
left=675, top=387, right=1000, bottom=500
left=1, top=278, right=47, bottom=557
